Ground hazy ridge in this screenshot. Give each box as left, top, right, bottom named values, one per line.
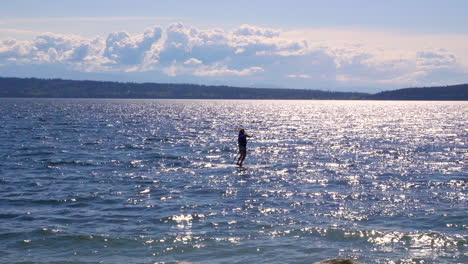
left=0, top=77, right=467, bottom=100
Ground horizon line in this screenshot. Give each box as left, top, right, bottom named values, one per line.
left=1, top=75, right=467, bottom=95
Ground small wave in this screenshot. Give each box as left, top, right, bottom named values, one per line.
left=32, top=135, right=56, bottom=140
left=314, top=259, right=361, bottom=264
left=139, top=154, right=191, bottom=167
left=10, top=196, right=98, bottom=206
left=414, top=145, right=446, bottom=153
left=144, top=153, right=187, bottom=160
left=143, top=137, right=172, bottom=142
left=161, top=214, right=207, bottom=224
left=4, top=228, right=141, bottom=248
left=45, top=160, right=97, bottom=167
left=54, top=122, right=74, bottom=126
left=276, top=226, right=468, bottom=251
left=14, top=151, right=55, bottom=157
left=115, top=144, right=146, bottom=150
left=82, top=141, right=103, bottom=145
left=0, top=213, right=20, bottom=219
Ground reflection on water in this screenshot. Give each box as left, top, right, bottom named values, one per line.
left=0, top=99, right=466, bottom=264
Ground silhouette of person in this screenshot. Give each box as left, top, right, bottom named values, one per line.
left=237, top=129, right=252, bottom=167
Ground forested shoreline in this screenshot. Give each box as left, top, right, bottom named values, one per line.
left=0, top=77, right=466, bottom=100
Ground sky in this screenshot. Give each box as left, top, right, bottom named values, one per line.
left=1, top=0, right=468, bottom=92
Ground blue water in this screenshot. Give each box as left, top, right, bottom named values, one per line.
left=0, top=99, right=466, bottom=264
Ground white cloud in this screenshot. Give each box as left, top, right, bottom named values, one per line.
left=288, top=74, right=312, bottom=79
left=0, top=39, right=33, bottom=60
left=184, top=58, right=203, bottom=65
left=0, top=32, right=98, bottom=64
left=416, top=49, right=456, bottom=69
left=0, top=23, right=467, bottom=90
left=103, top=26, right=162, bottom=66
left=194, top=65, right=264, bottom=77
left=162, top=62, right=178, bottom=77
left=233, top=24, right=280, bottom=38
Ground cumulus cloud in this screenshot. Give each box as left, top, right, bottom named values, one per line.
left=0, top=32, right=103, bottom=66
left=0, top=22, right=467, bottom=90
left=184, top=58, right=203, bottom=65
left=233, top=24, right=280, bottom=38
left=194, top=65, right=264, bottom=77
left=157, top=23, right=234, bottom=66
left=416, top=49, right=456, bottom=69
left=103, top=26, right=162, bottom=66
left=0, top=39, right=32, bottom=62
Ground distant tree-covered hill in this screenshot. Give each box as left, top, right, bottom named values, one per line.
left=0, top=77, right=365, bottom=99
left=0, top=77, right=467, bottom=100
left=368, top=84, right=468, bottom=100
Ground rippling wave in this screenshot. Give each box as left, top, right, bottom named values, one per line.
left=0, top=99, right=466, bottom=264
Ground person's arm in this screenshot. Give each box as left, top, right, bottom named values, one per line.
left=246, top=134, right=252, bottom=138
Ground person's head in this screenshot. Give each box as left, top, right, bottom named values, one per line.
left=239, top=129, right=245, bottom=135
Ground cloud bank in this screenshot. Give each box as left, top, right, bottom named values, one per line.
left=1, top=23, right=467, bottom=91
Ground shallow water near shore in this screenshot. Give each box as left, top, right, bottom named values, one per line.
left=0, top=98, right=466, bottom=264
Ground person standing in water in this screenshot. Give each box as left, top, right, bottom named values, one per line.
left=237, top=129, right=252, bottom=167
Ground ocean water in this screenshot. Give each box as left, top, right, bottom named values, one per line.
left=0, top=98, right=466, bottom=264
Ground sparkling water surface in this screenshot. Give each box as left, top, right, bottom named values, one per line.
left=0, top=99, right=466, bottom=264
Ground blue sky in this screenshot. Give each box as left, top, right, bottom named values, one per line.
left=1, top=0, right=467, bottom=92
